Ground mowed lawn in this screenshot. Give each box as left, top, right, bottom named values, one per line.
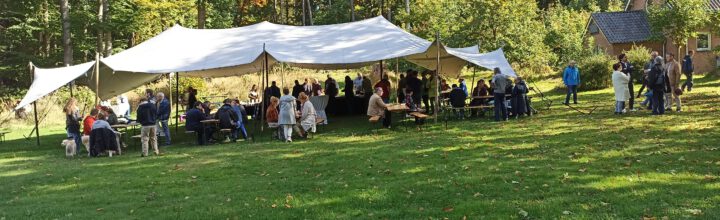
left=1, top=75, right=719, bottom=219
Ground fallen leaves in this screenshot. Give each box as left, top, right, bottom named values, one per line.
left=685, top=208, right=702, bottom=215
left=442, top=206, right=454, bottom=212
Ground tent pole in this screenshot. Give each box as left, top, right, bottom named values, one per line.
left=94, top=53, right=100, bottom=107
left=30, top=64, right=40, bottom=146
left=175, top=72, right=179, bottom=133
left=67, top=64, right=74, bottom=98
left=434, top=31, right=441, bottom=123
left=260, top=45, right=268, bottom=132
left=395, top=58, right=399, bottom=101
left=470, top=64, right=476, bottom=96
left=379, top=60, right=384, bottom=79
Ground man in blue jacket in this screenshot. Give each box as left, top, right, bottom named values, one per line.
left=136, top=97, right=158, bottom=157
left=681, top=50, right=694, bottom=92
left=156, top=92, right=171, bottom=146
left=186, top=101, right=213, bottom=145
left=562, top=60, right=580, bottom=105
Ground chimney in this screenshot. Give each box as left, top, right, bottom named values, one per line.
left=628, top=0, right=648, bottom=11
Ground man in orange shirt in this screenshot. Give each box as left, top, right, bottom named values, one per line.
left=83, top=109, right=99, bottom=136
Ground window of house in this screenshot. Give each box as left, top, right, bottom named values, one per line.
left=697, top=33, right=711, bottom=51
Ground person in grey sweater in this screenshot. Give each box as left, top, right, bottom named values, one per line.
left=491, top=68, right=511, bottom=121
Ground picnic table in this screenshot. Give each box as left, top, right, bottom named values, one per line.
left=0, top=130, right=9, bottom=143
left=386, top=103, right=409, bottom=113
left=200, top=119, right=221, bottom=142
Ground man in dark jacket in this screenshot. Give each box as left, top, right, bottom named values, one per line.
left=647, top=56, right=670, bottom=115
left=405, top=70, right=423, bottom=108
left=682, top=50, right=694, bottom=92
left=186, top=101, right=213, bottom=145
left=619, top=54, right=636, bottom=111
left=448, top=84, right=467, bottom=119
left=214, top=99, right=239, bottom=141
left=136, top=97, right=158, bottom=156
left=156, top=92, right=171, bottom=145
left=397, top=74, right=406, bottom=103
left=292, top=80, right=303, bottom=98
left=324, top=75, right=339, bottom=114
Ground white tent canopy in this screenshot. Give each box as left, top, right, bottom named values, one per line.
left=15, top=16, right=517, bottom=109
left=15, top=62, right=94, bottom=110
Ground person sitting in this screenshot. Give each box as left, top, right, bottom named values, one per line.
left=367, top=87, right=390, bottom=128
left=266, top=96, right=281, bottom=139
left=294, top=93, right=317, bottom=138
left=231, top=99, right=249, bottom=141
left=279, top=88, right=297, bottom=142
left=404, top=89, right=425, bottom=127
left=83, top=108, right=99, bottom=136
left=511, top=77, right=530, bottom=118
left=214, top=98, right=239, bottom=142
left=88, top=112, right=120, bottom=157
left=202, top=101, right=212, bottom=117
left=469, top=79, right=489, bottom=117
left=448, top=84, right=467, bottom=119
left=311, top=79, right=323, bottom=96
left=104, top=107, right=119, bottom=125
left=186, top=101, right=213, bottom=145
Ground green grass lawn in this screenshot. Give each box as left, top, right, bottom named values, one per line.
left=1, top=75, right=719, bottom=219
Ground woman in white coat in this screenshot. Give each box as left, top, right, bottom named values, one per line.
left=612, top=63, right=630, bottom=114
left=294, top=92, right=317, bottom=138
left=278, top=88, right=297, bottom=142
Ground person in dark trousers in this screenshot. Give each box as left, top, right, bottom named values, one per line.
left=448, top=84, right=467, bottom=119
left=136, top=97, right=159, bottom=157
left=638, top=51, right=659, bottom=98
left=618, top=54, right=636, bottom=111
left=374, top=75, right=392, bottom=103
left=156, top=92, right=171, bottom=145
left=511, top=77, right=530, bottom=118
left=492, top=68, right=511, bottom=121
left=397, top=73, right=406, bottom=103
left=215, top=99, right=239, bottom=142
left=406, top=70, right=423, bottom=108
left=361, top=75, right=373, bottom=112
left=343, top=76, right=355, bottom=115
left=682, top=50, right=694, bottom=92
left=647, top=56, right=670, bottom=115
left=404, top=89, right=425, bottom=127
left=324, top=75, right=339, bottom=114
left=186, top=101, right=213, bottom=145
left=292, top=80, right=303, bottom=98
left=562, top=60, right=580, bottom=105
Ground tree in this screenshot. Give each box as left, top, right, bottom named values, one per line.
left=648, top=0, right=708, bottom=58
left=198, top=0, right=206, bottom=29
left=60, top=0, right=72, bottom=65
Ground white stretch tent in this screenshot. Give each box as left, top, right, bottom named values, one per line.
left=15, top=62, right=94, bottom=110
left=15, top=16, right=517, bottom=109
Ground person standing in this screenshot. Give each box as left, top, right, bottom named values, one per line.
left=248, top=85, right=259, bottom=103
left=361, top=75, right=373, bottom=111
left=397, top=73, right=407, bottom=103
left=367, top=87, right=391, bottom=128
left=492, top=68, right=511, bottom=121
left=156, top=92, right=171, bottom=145
left=292, top=80, right=303, bottom=98
left=421, top=72, right=430, bottom=109
left=618, top=54, right=636, bottom=111
left=136, top=97, right=159, bottom=157
left=665, top=53, right=682, bottom=112
left=562, top=60, right=580, bottom=105
left=278, top=88, right=297, bottom=142
left=406, top=70, right=423, bottom=108
left=639, top=51, right=659, bottom=98
left=374, top=75, right=392, bottom=103
left=186, top=87, right=197, bottom=111
left=324, top=75, right=339, bottom=114
left=343, top=76, right=355, bottom=115
left=681, top=50, right=694, bottom=92
left=353, top=74, right=363, bottom=94
left=64, top=98, right=83, bottom=154
left=511, top=77, right=530, bottom=118
left=647, top=56, right=670, bottom=115
left=612, top=63, right=630, bottom=115
left=459, top=78, right=468, bottom=96
left=427, top=72, right=439, bottom=115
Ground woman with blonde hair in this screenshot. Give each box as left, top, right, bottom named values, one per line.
left=295, top=92, right=317, bottom=138
left=64, top=98, right=83, bottom=154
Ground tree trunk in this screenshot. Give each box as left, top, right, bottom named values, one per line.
left=285, top=0, right=289, bottom=24
left=42, top=0, right=50, bottom=58
left=306, top=0, right=313, bottom=25
left=302, top=0, right=306, bottom=25
left=97, top=0, right=105, bottom=57
left=102, top=0, right=111, bottom=56
left=350, top=0, right=355, bottom=21
left=197, top=0, right=206, bottom=29
left=405, top=0, right=410, bottom=29
left=128, top=32, right=135, bottom=47
left=235, top=0, right=247, bottom=26
left=60, top=0, right=72, bottom=65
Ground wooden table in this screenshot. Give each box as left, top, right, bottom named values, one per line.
left=386, top=103, right=409, bottom=113
left=200, top=119, right=220, bottom=142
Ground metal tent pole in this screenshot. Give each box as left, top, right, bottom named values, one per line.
left=470, top=64, right=476, bottom=96
left=175, top=72, right=179, bottom=133
left=68, top=64, right=74, bottom=98
left=260, top=44, right=268, bottom=132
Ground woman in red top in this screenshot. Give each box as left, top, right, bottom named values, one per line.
left=82, top=108, right=99, bottom=136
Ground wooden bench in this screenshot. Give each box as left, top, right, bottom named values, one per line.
left=0, top=131, right=9, bottom=143
left=408, top=112, right=428, bottom=119
left=219, top=129, right=233, bottom=142
left=369, top=115, right=381, bottom=123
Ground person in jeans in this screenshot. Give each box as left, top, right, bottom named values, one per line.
left=64, top=98, right=83, bottom=154
left=562, top=60, right=580, bottom=105
left=681, top=50, right=694, bottom=92
left=612, top=63, right=630, bottom=115
left=136, top=97, right=159, bottom=157
left=491, top=68, right=511, bottom=121
left=647, top=56, right=670, bottom=115
left=231, top=99, right=249, bottom=141
left=156, top=92, right=171, bottom=145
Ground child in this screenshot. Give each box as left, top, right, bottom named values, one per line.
left=405, top=89, right=425, bottom=126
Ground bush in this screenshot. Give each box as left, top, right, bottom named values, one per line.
left=623, top=45, right=651, bottom=83
left=577, top=53, right=614, bottom=90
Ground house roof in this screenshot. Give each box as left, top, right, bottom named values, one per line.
left=709, top=0, right=720, bottom=10
left=590, top=10, right=652, bottom=44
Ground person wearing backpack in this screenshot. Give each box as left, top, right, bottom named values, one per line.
left=647, top=56, right=671, bottom=115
